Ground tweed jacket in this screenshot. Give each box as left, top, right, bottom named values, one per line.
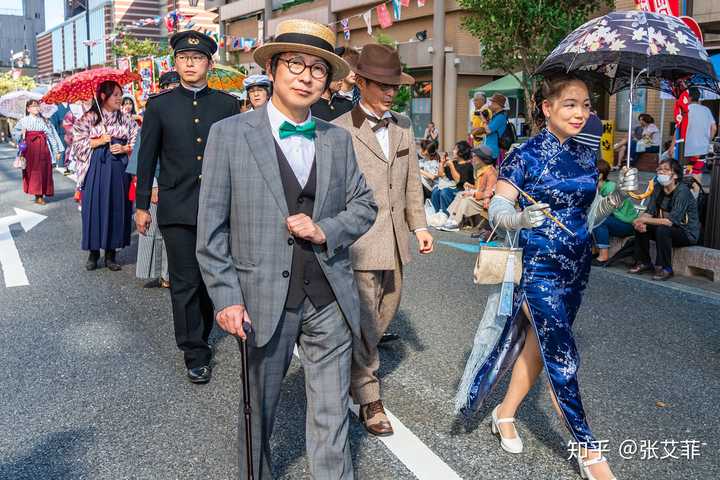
left=196, top=105, right=377, bottom=347
left=334, top=105, right=426, bottom=270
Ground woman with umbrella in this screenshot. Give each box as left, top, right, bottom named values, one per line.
left=12, top=99, right=64, bottom=205
left=475, top=74, right=637, bottom=480
left=72, top=80, right=138, bottom=271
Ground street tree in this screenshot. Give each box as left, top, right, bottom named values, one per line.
left=459, top=0, right=613, bottom=119
left=0, top=72, right=36, bottom=96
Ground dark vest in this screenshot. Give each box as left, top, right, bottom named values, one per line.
left=274, top=141, right=336, bottom=310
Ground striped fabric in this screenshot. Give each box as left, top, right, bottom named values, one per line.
left=135, top=202, right=168, bottom=280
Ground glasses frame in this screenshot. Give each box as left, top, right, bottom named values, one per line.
left=175, top=53, right=209, bottom=64
left=278, top=55, right=329, bottom=80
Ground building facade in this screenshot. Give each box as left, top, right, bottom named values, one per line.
left=35, top=0, right=218, bottom=81
left=0, top=0, right=45, bottom=69
left=607, top=0, right=720, bottom=150
left=210, top=0, right=502, bottom=148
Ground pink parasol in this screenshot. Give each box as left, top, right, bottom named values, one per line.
left=42, top=68, right=140, bottom=104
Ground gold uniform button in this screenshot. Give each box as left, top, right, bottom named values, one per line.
left=196, top=137, right=202, bottom=143
left=197, top=155, right=202, bottom=161
left=193, top=100, right=198, bottom=106
left=194, top=118, right=199, bottom=123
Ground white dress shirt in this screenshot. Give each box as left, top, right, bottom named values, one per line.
left=359, top=102, right=393, bottom=160
left=267, top=98, right=316, bottom=188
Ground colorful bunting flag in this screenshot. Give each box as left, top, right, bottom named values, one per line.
left=401, top=0, right=410, bottom=6
left=362, top=9, right=373, bottom=35
left=392, top=0, right=402, bottom=20
left=377, top=4, right=393, bottom=28
left=341, top=18, right=350, bottom=40
left=418, top=0, right=426, bottom=6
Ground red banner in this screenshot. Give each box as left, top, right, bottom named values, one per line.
left=635, top=0, right=680, bottom=17
left=377, top=4, right=393, bottom=29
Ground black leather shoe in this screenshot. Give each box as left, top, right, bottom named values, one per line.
left=187, top=365, right=212, bottom=384
left=86, top=251, right=100, bottom=271
left=105, top=250, right=121, bottom=271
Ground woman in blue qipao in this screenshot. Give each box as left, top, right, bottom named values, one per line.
left=475, top=74, right=637, bottom=480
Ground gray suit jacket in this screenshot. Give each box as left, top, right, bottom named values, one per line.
left=196, top=105, right=377, bottom=347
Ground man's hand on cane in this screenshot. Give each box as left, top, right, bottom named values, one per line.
left=217, top=304, right=252, bottom=340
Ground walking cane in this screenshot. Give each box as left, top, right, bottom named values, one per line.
left=240, top=321, right=254, bottom=480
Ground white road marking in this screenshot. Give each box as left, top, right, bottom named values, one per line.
left=291, top=345, right=463, bottom=479
left=0, top=208, right=47, bottom=287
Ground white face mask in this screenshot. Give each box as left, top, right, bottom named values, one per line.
left=656, top=174, right=673, bottom=186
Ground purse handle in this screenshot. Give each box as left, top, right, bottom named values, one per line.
left=484, top=222, right=518, bottom=248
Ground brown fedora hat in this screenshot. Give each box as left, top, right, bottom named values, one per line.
left=254, top=20, right=350, bottom=81
left=350, top=44, right=414, bottom=86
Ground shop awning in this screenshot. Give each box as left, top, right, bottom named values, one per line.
left=469, top=72, right=526, bottom=99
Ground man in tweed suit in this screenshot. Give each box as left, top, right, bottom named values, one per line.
left=196, top=20, right=376, bottom=480
left=334, top=44, right=433, bottom=437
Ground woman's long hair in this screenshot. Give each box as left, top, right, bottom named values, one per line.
left=531, top=73, right=589, bottom=129
left=88, top=80, right=122, bottom=126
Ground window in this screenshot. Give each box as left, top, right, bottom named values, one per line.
left=615, top=88, right=647, bottom=132
left=410, top=80, right=432, bottom=139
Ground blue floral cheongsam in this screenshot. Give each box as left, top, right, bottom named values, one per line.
left=469, top=128, right=600, bottom=449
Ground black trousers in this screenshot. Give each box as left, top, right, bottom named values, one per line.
left=159, top=224, right=214, bottom=368
left=634, top=224, right=693, bottom=270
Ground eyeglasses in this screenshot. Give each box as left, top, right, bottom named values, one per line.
left=278, top=56, right=329, bottom=80
left=175, top=54, right=208, bottom=64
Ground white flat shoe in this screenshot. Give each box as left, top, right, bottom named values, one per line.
left=578, top=454, right=617, bottom=480
left=490, top=405, right=523, bottom=454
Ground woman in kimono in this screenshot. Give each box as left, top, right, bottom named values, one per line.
left=73, top=81, right=138, bottom=271
left=12, top=100, right=64, bottom=205
left=471, top=74, right=637, bottom=480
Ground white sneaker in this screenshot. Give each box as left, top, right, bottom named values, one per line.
left=438, top=220, right=460, bottom=232
left=490, top=404, right=523, bottom=454
left=578, top=454, right=617, bottom=480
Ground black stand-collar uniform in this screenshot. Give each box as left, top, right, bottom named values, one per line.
left=136, top=83, right=240, bottom=371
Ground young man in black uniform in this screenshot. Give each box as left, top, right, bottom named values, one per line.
left=135, top=31, right=241, bottom=384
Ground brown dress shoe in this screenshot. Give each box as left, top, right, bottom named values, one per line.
left=360, top=400, right=394, bottom=437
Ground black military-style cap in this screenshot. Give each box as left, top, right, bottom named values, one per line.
left=159, top=71, right=180, bottom=88
left=170, top=30, right=217, bottom=58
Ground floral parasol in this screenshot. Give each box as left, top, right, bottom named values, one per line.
left=535, top=11, right=719, bottom=95
left=208, top=64, right=246, bottom=92
left=42, top=67, right=141, bottom=104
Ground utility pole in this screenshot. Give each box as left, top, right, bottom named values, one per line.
left=264, top=0, right=272, bottom=41
left=85, top=1, right=91, bottom=67
left=431, top=0, right=445, bottom=150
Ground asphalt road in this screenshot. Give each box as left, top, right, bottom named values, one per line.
left=0, top=143, right=717, bottom=480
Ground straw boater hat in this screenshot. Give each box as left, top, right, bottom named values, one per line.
left=253, top=20, right=350, bottom=81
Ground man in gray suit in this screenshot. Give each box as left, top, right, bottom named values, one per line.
left=196, top=20, right=377, bottom=480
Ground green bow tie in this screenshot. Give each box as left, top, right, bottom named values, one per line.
left=279, top=120, right=317, bottom=140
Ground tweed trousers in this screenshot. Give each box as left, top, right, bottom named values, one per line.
left=239, top=299, right=353, bottom=480
left=350, top=254, right=403, bottom=405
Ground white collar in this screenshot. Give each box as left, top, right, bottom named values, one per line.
left=336, top=89, right=354, bottom=101
left=267, top=98, right=312, bottom=132
left=359, top=102, right=392, bottom=121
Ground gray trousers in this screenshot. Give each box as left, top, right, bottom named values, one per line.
left=240, top=299, right=353, bottom=480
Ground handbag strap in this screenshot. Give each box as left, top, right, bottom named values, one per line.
left=484, top=223, right=517, bottom=248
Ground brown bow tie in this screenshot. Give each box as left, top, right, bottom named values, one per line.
left=367, top=114, right=395, bottom=132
